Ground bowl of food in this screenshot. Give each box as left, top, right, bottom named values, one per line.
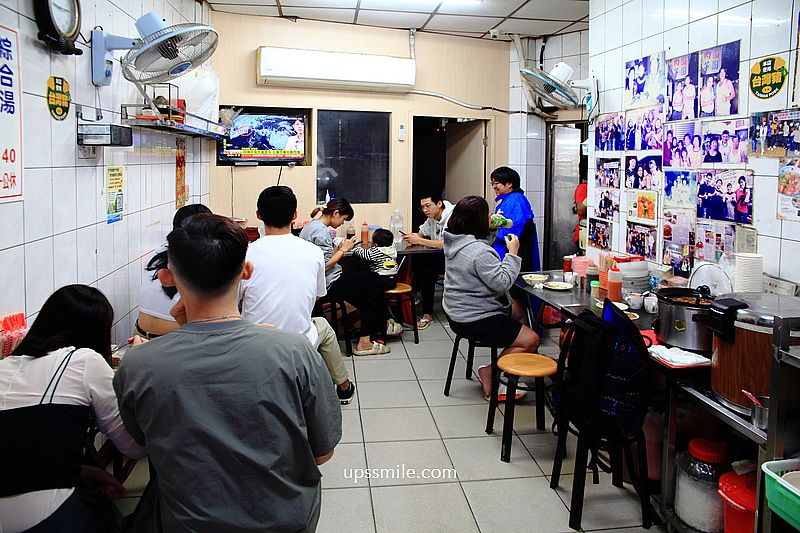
left=522, top=273, right=550, bottom=286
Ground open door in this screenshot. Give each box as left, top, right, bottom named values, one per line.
left=445, top=120, right=487, bottom=202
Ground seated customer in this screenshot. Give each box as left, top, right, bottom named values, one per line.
left=352, top=228, right=399, bottom=290
left=240, top=186, right=355, bottom=404
left=136, top=203, right=212, bottom=339
left=0, top=285, right=146, bottom=533
left=114, top=214, right=341, bottom=532
left=404, top=192, right=454, bottom=330
left=443, top=196, right=540, bottom=398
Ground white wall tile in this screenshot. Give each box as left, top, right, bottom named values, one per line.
left=24, top=238, right=53, bottom=316
left=563, top=32, right=581, bottom=57
left=781, top=219, right=800, bottom=241
left=779, top=239, right=800, bottom=283
left=605, top=48, right=624, bottom=90
left=605, top=7, right=624, bottom=50
left=96, top=221, right=114, bottom=278
left=580, top=30, right=590, bottom=54
left=52, top=168, right=77, bottom=234
left=543, top=35, right=563, bottom=60
left=527, top=115, right=545, bottom=139
left=17, top=16, right=50, bottom=96
left=664, top=0, right=689, bottom=30
left=759, top=235, right=782, bottom=275
left=622, top=41, right=642, bottom=63
left=590, top=0, right=606, bottom=19
left=642, top=0, right=665, bottom=38
left=509, top=138, right=525, bottom=165
left=526, top=139, right=545, bottom=164
left=76, top=224, right=97, bottom=284
left=606, top=0, right=623, bottom=10
left=50, top=109, right=77, bottom=168
left=690, top=0, right=718, bottom=22
left=752, top=175, right=781, bottom=237
left=22, top=94, right=52, bottom=169
left=750, top=0, right=792, bottom=58
left=642, top=34, right=664, bottom=56
left=689, top=15, right=719, bottom=52
left=0, top=201, right=24, bottom=250
left=0, top=245, right=25, bottom=315
left=719, top=0, right=748, bottom=10
left=53, top=230, right=77, bottom=289
left=664, top=24, right=689, bottom=58
left=623, top=0, right=643, bottom=45
left=590, top=13, right=606, bottom=52
left=509, top=113, right=526, bottom=139
left=718, top=4, right=751, bottom=59
left=23, top=168, right=53, bottom=242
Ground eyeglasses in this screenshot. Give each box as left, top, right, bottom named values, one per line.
left=419, top=203, right=436, bottom=212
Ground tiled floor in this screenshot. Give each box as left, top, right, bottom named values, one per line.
left=115, top=301, right=666, bottom=533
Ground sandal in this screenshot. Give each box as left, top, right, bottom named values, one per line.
left=417, top=317, right=433, bottom=330
left=386, top=319, right=403, bottom=336
left=353, top=341, right=391, bottom=356
left=477, top=364, right=527, bottom=402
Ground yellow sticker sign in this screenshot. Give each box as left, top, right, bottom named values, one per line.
left=46, top=76, right=70, bottom=120
left=750, top=57, right=788, bottom=100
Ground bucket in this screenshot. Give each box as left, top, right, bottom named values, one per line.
left=718, top=471, right=757, bottom=533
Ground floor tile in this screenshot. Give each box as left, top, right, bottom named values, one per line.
left=120, top=457, right=150, bottom=497
left=353, top=358, right=416, bottom=382
left=430, top=404, right=502, bottom=438
left=318, top=488, right=375, bottom=533
left=340, top=408, right=364, bottom=444
left=519, top=432, right=577, bottom=480
left=410, top=355, right=489, bottom=381
left=355, top=380, right=427, bottom=409
left=319, top=442, right=367, bottom=489
left=361, top=407, right=440, bottom=442
left=371, top=483, right=478, bottom=533
left=404, top=339, right=461, bottom=358
left=418, top=378, right=486, bottom=407
left=552, top=473, right=649, bottom=530
left=443, top=436, right=544, bottom=481
left=365, top=439, right=456, bottom=486
left=462, top=477, right=572, bottom=533
left=350, top=341, right=409, bottom=360
left=498, top=401, right=555, bottom=435
left=401, top=324, right=452, bottom=343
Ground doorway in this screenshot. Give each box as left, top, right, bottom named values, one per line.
left=411, top=117, right=487, bottom=231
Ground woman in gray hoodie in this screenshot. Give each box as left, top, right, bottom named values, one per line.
left=443, top=196, right=540, bottom=396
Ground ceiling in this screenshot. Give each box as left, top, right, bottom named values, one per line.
left=209, top=0, right=589, bottom=40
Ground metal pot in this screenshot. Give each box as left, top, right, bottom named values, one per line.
left=654, top=287, right=714, bottom=354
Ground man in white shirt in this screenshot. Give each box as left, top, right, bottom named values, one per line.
left=403, top=192, right=454, bottom=330
left=240, top=186, right=354, bottom=404
left=719, top=130, right=732, bottom=163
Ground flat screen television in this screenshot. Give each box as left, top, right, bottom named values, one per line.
left=217, top=107, right=309, bottom=165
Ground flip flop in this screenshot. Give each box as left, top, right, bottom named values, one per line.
left=386, top=319, right=403, bottom=336
left=417, top=317, right=433, bottom=330
left=353, top=341, right=391, bottom=356
left=477, top=364, right=527, bottom=402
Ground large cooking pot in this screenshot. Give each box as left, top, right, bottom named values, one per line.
left=654, top=286, right=714, bottom=354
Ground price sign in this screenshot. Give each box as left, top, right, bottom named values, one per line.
left=0, top=25, right=21, bottom=201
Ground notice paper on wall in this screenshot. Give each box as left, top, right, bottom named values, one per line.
left=106, top=166, right=124, bottom=224
left=176, top=137, right=187, bottom=208
left=777, top=158, right=800, bottom=220
left=0, top=25, right=22, bottom=201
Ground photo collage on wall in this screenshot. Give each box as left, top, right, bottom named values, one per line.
left=588, top=39, right=757, bottom=277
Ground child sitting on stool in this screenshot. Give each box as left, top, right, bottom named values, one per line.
left=353, top=229, right=399, bottom=290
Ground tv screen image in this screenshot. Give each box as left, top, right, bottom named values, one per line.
left=218, top=114, right=305, bottom=164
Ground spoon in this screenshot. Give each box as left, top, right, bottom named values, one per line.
left=741, top=389, right=763, bottom=408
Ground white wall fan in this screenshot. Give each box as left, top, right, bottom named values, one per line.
left=91, top=12, right=218, bottom=124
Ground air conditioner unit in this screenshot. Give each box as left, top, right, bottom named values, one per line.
left=257, top=46, right=416, bottom=92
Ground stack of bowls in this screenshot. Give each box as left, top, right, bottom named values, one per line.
left=733, top=253, right=764, bottom=292
left=618, top=260, right=650, bottom=293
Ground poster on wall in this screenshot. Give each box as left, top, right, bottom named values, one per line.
left=625, top=106, right=664, bottom=150
left=663, top=208, right=695, bottom=278
left=664, top=170, right=697, bottom=208
left=0, top=25, right=22, bottom=201
left=698, top=41, right=741, bottom=117
left=696, top=169, right=753, bottom=224
left=695, top=220, right=735, bottom=262
left=624, top=154, right=663, bottom=190
left=749, top=109, right=800, bottom=158
left=701, top=119, right=749, bottom=164
left=750, top=56, right=789, bottom=101
left=46, top=76, right=70, bottom=121
left=593, top=188, right=620, bottom=220
left=626, top=222, right=658, bottom=260
left=106, top=166, right=124, bottom=224
left=664, top=121, right=700, bottom=168
left=595, top=113, right=625, bottom=151
left=595, top=157, right=621, bottom=188
left=666, top=52, right=700, bottom=121
left=588, top=218, right=612, bottom=250
left=624, top=51, right=666, bottom=110
left=777, top=159, right=800, bottom=220
left=627, top=189, right=658, bottom=224
left=175, top=137, right=187, bottom=209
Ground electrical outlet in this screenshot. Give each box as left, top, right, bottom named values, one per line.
left=78, top=145, right=98, bottom=159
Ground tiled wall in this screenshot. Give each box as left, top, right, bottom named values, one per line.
left=0, top=0, right=213, bottom=343
left=588, top=0, right=800, bottom=283
left=509, top=32, right=589, bottom=261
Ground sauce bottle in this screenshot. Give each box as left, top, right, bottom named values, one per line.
left=608, top=266, right=623, bottom=302
left=361, top=221, right=369, bottom=248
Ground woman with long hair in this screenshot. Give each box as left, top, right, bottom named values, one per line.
left=300, top=198, right=400, bottom=355
left=443, top=196, right=540, bottom=398
left=0, top=285, right=146, bottom=533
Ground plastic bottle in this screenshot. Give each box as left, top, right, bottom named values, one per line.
left=324, top=189, right=331, bottom=204
left=361, top=221, right=369, bottom=248
left=642, top=410, right=664, bottom=481
left=608, top=266, right=623, bottom=302
left=590, top=280, right=600, bottom=303
left=489, top=213, right=513, bottom=229
left=389, top=210, right=404, bottom=245
left=345, top=222, right=355, bottom=240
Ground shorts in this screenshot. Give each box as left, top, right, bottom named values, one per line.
left=449, top=314, right=522, bottom=348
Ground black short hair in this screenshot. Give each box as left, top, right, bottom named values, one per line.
left=11, top=285, right=113, bottom=360
left=372, top=228, right=394, bottom=247
left=257, top=186, right=297, bottom=227
left=420, top=191, right=443, bottom=205
left=172, top=204, right=212, bottom=229
left=447, top=195, right=490, bottom=239
left=490, top=166, right=521, bottom=190
left=167, top=214, right=249, bottom=297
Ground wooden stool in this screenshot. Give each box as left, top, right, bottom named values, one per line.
left=489, top=352, right=557, bottom=462
left=384, top=282, right=419, bottom=344
left=318, top=297, right=353, bottom=356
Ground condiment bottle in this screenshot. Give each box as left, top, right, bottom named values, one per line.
left=607, top=266, right=623, bottom=302
left=585, top=264, right=599, bottom=294
left=361, top=221, right=369, bottom=248
left=590, top=280, right=600, bottom=302
left=563, top=255, right=573, bottom=273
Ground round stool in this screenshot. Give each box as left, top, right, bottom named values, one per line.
left=491, top=353, right=557, bottom=462
left=384, top=283, right=419, bottom=344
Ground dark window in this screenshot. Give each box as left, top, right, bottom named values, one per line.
left=316, top=110, right=390, bottom=203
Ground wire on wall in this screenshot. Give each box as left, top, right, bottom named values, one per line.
left=230, top=166, right=234, bottom=217
left=277, top=166, right=283, bottom=186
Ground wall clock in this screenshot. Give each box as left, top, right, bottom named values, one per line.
left=34, top=0, right=83, bottom=55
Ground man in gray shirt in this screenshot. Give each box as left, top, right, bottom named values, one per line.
left=115, top=214, right=341, bottom=532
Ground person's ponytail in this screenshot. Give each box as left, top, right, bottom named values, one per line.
left=310, top=206, right=323, bottom=218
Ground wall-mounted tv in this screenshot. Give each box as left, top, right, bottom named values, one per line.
left=217, top=107, right=310, bottom=166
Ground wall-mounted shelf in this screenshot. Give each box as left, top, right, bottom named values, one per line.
left=121, top=103, right=229, bottom=140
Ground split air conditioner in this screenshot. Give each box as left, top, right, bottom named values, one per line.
left=256, top=46, right=416, bottom=92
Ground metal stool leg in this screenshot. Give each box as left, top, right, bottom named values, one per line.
left=444, top=335, right=461, bottom=396
left=550, top=412, right=569, bottom=488
left=485, top=360, right=500, bottom=434
left=535, top=376, right=546, bottom=431
left=409, top=293, right=419, bottom=344
left=465, top=340, right=475, bottom=380
left=500, top=374, right=519, bottom=463
left=569, top=433, right=590, bottom=531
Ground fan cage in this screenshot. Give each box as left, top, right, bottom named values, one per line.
left=520, top=66, right=579, bottom=109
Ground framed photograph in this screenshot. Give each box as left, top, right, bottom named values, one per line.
left=595, top=157, right=622, bottom=188
left=695, top=221, right=735, bottom=262
left=625, top=106, right=665, bottom=151
left=777, top=158, right=800, bottom=221
left=593, top=188, right=621, bottom=221
left=696, top=169, right=753, bottom=224
left=624, top=51, right=667, bottom=110
left=666, top=52, right=700, bottom=121
left=664, top=121, right=701, bottom=168
left=664, top=170, right=697, bottom=209
left=624, top=154, right=664, bottom=191
left=627, top=189, right=658, bottom=224
left=698, top=41, right=741, bottom=117
left=749, top=109, right=800, bottom=158
left=626, top=222, right=658, bottom=260
left=588, top=218, right=612, bottom=250
left=595, top=113, right=626, bottom=151
left=701, top=119, right=749, bottom=164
